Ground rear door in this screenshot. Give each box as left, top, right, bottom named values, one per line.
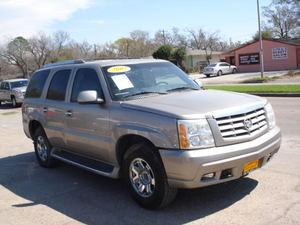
left=43, top=69, right=71, bottom=149
left=64, top=67, right=110, bottom=161
left=0, top=82, right=10, bottom=100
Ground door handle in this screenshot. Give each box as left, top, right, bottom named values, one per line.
left=65, top=110, right=73, bottom=117
left=43, top=107, right=48, bottom=113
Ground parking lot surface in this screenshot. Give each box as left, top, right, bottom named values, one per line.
left=0, top=97, right=300, bottom=225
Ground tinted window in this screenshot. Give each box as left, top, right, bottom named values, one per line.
left=47, top=70, right=71, bottom=101
left=71, top=68, right=102, bottom=102
left=26, top=70, right=50, bottom=98
left=10, top=80, right=28, bottom=89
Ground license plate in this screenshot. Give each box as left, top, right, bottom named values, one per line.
left=243, top=159, right=259, bottom=174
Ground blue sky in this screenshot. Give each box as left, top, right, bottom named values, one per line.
left=0, top=0, right=273, bottom=44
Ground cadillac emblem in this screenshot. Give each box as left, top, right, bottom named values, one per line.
left=244, top=119, right=253, bottom=131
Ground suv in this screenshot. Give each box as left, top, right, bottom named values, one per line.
left=0, top=79, right=28, bottom=107
left=203, top=62, right=237, bottom=77
left=22, top=59, right=281, bottom=209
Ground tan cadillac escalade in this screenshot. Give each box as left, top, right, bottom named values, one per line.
left=22, top=59, right=281, bottom=209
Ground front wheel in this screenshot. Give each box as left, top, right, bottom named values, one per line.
left=123, top=143, right=177, bottom=209
left=11, top=96, right=17, bottom=108
left=232, top=68, right=237, bottom=74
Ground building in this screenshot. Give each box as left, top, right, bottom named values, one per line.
left=184, top=48, right=223, bottom=72
left=222, top=39, right=300, bottom=73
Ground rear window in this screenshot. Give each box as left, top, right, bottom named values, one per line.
left=46, top=70, right=71, bottom=101
left=25, top=70, right=50, bottom=98
left=208, top=64, right=216, bottom=67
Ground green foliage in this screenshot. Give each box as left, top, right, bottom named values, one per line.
left=252, top=30, right=274, bottom=41
left=152, top=45, right=172, bottom=60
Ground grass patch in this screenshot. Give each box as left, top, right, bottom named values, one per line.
left=241, top=76, right=278, bottom=83
left=206, top=84, right=300, bottom=93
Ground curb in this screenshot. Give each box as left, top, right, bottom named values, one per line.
left=249, top=93, right=300, bottom=97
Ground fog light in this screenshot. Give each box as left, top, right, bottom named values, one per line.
left=201, top=172, right=215, bottom=181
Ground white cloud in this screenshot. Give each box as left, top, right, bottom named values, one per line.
left=0, top=0, right=91, bottom=43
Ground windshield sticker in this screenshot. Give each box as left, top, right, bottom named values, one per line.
left=111, top=74, right=134, bottom=90
left=107, top=66, right=131, bottom=73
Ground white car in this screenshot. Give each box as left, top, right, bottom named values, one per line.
left=203, top=62, right=237, bottom=77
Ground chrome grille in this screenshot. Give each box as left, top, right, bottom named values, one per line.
left=216, top=108, right=267, bottom=139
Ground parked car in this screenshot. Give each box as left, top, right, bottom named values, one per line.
left=22, top=59, right=281, bottom=209
left=0, top=79, right=28, bottom=107
left=203, top=62, right=237, bottom=77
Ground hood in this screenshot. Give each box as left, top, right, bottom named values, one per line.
left=121, top=90, right=267, bottom=119
left=12, top=86, right=27, bottom=93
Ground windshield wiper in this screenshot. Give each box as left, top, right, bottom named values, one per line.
left=166, top=86, right=199, bottom=92
left=123, top=91, right=167, bottom=99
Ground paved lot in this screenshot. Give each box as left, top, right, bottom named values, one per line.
left=190, top=70, right=300, bottom=85
left=0, top=97, right=300, bottom=225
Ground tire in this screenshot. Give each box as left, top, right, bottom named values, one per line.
left=33, top=126, right=55, bottom=168
left=123, top=143, right=177, bottom=209
left=217, top=70, right=222, bottom=76
left=11, top=96, right=17, bottom=108
left=232, top=68, right=237, bottom=74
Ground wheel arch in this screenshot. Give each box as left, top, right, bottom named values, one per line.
left=29, top=120, right=43, bottom=139
left=115, top=134, right=157, bottom=167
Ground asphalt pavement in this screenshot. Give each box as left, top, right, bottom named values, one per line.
left=0, top=97, right=299, bottom=225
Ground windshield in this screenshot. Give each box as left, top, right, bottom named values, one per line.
left=10, top=80, right=28, bottom=89
left=207, top=64, right=216, bottom=67
left=102, top=62, right=199, bottom=101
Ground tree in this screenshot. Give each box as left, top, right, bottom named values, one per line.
left=262, top=0, right=300, bottom=39
left=172, top=47, right=186, bottom=69
left=152, top=45, right=172, bottom=60
left=0, top=36, right=31, bottom=78
left=187, top=29, right=220, bottom=64
left=114, top=38, right=134, bottom=57
left=252, top=29, right=274, bottom=41
left=28, top=33, right=52, bottom=69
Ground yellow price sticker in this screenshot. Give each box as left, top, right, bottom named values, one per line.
left=107, top=66, right=131, bottom=73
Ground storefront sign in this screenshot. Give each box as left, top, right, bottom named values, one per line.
left=272, top=47, right=288, bottom=60
left=239, top=53, right=260, bottom=65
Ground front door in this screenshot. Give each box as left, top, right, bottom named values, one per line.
left=64, top=67, right=110, bottom=162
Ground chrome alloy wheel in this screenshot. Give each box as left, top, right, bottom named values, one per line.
left=36, top=136, right=48, bottom=161
left=129, top=158, right=155, bottom=197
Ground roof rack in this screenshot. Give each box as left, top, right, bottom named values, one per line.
left=42, top=59, right=85, bottom=68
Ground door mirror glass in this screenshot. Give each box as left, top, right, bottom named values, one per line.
left=193, top=78, right=204, bottom=89
left=77, top=90, right=104, bottom=104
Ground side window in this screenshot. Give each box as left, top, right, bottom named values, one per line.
left=47, top=70, right=71, bottom=101
left=26, top=70, right=50, bottom=98
left=71, top=68, right=103, bottom=102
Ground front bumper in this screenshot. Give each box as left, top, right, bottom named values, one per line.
left=159, top=126, right=281, bottom=189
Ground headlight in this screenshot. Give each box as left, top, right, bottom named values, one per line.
left=265, top=103, right=276, bottom=129
left=15, top=90, right=23, bottom=97
left=178, top=119, right=215, bottom=149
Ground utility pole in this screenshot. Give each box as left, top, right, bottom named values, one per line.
left=257, top=0, right=264, bottom=78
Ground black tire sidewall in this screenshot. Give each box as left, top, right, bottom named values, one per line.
left=124, top=143, right=169, bottom=209
left=33, top=127, right=54, bottom=167
left=11, top=96, right=17, bottom=108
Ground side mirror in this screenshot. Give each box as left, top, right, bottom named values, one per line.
left=193, top=78, right=204, bottom=89
left=77, top=90, right=104, bottom=104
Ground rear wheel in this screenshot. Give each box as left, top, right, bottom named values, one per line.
left=123, top=143, right=177, bottom=209
left=217, top=70, right=222, bottom=76
left=33, top=127, right=55, bottom=168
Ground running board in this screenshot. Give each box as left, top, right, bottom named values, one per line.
left=52, top=150, right=117, bottom=177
